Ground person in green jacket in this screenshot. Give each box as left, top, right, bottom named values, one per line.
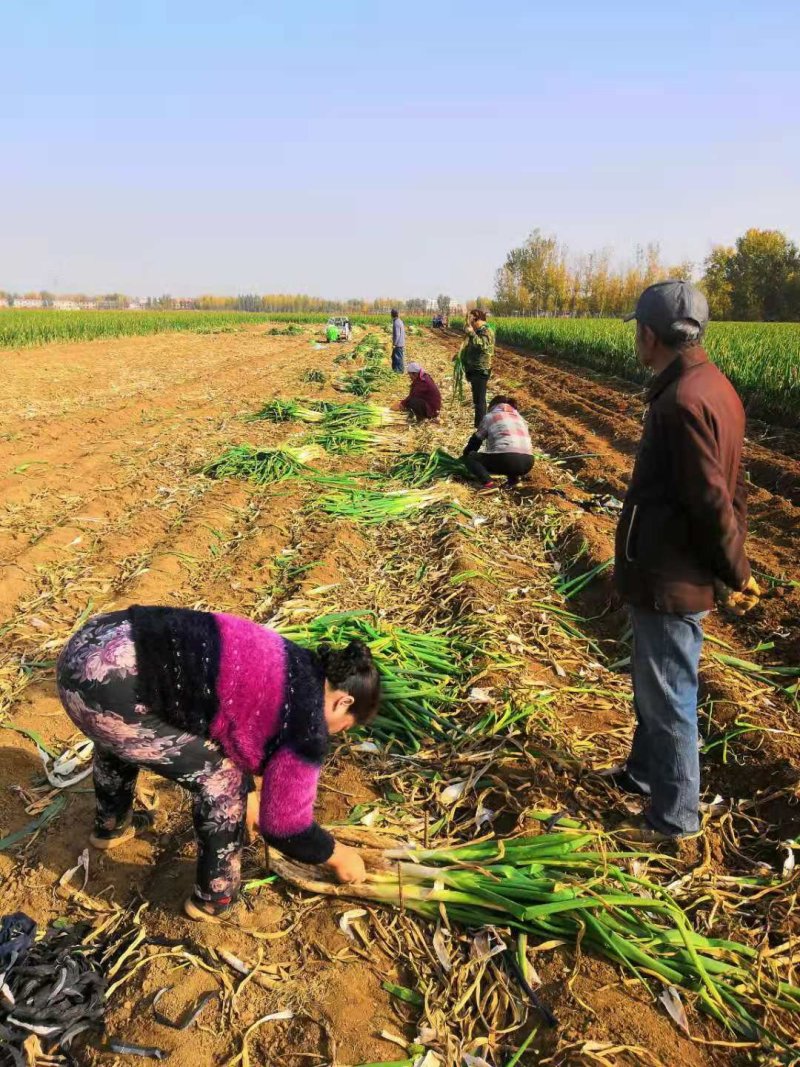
left=457, top=308, right=494, bottom=426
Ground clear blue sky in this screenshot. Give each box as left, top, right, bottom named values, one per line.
left=2, top=0, right=798, bottom=301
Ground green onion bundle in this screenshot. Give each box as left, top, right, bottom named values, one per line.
left=311, top=486, right=463, bottom=524
left=276, top=829, right=800, bottom=1053
left=274, top=610, right=467, bottom=747
left=309, top=401, right=403, bottom=455
left=338, top=363, right=393, bottom=398
left=322, top=401, right=401, bottom=430
left=452, top=349, right=466, bottom=404
left=301, top=368, right=327, bottom=384
left=354, top=333, right=386, bottom=361
left=336, top=333, right=392, bottom=397
left=390, top=449, right=469, bottom=488
left=309, top=426, right=396, bottom=456
left=200, top=444, right=323, bottom=484
left=247, top=398, right=327, bottom=423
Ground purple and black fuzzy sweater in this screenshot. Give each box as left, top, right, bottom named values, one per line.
left=129, top=606, right=334, bottom=864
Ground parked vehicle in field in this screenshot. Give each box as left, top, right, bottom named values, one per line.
left=327, top=316, right=351, bottom=341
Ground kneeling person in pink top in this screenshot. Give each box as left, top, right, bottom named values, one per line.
left=56, top=605, right=380, bottom=921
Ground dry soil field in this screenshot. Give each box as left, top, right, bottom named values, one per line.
left=1, top=323, right=798, bottom=1066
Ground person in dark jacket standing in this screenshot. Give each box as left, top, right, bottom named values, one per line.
left=608, top=281, right=761, bottom=842
left=396, top=362, right=442, bottom=421
left=391, top=309, right=406, bottom=373
left=457, top=309, right=494, bottom=426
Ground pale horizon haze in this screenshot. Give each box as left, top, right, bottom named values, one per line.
left=2, top=0, right=799, bottom=303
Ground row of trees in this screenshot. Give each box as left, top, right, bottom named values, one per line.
left=492, top=228, right=800, bottom=321
left=194, top=293, right=457, bottom=314
left=493, top=231, right=692, bottom=318
left=702, top=230, right=800, bottom=321
left=0, top=291, right=460, bottom=314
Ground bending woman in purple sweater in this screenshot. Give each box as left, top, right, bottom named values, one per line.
left=56, top=605, right=380, bottom=921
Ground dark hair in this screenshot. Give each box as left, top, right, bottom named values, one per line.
left=489, top=395, right=517, bottom=411
left=471, top=308, right=488, bottom=323
left=317, top=640, right=380, bottom=724
left=391, top=308, right=399, bottom=317
left=646, top=318, right=705, bottom=350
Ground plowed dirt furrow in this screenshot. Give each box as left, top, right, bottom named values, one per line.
left=493, top=340, right=800, bottom=505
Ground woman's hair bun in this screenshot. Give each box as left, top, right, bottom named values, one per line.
left=317, top=639, right=380, bottom=724
left=320, top=639, right=373, bottom=683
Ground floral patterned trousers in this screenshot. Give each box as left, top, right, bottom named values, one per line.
left=56, top=612, right=248, bottom=906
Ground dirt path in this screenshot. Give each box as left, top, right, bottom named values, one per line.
left=1, top=324, right=798, bottom=1066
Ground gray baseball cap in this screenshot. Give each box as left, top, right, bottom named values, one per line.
left=624, top=280, right=709, bottom=332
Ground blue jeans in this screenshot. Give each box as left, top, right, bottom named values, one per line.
left=625, top=606, right=706, bottom=836
left=391, top=346, right=405, bottom=372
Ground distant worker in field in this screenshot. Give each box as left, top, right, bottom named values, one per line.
left=458, top=308, right=494, bottom=426
left=462, top=395, right=533, bottom=488
left=326, top=321, right=340, bottom=343
left=342, top=317, right=351, bottom=341
left=607, top=280, right=760, bottom=843
left=391, top=308, right=406, bottom=372
left=395, top=361, right=442, bottom=421
left=56, top=606, right=380, bottom=921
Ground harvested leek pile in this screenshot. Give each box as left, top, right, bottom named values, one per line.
left=302, top=401, right=404, bottom=455
left=247, top=398, right=328, bottom=423
left=301, top=368, right=327, bottom=384
left=200, top=444, right=323, bottom=484
left=338, top=361, right=393, bottom=398
left=312, top=486, right=466, bottom=524
left=273, top=828, right=800, bottom=1055
left=309, top=426, right=397, bottom=456
left=337, top=332, right=393, bottom=397
left=354, top=332, right=385, bottom=361
left=275, top=610, right=468, bottom=747
left=390, top=449, right=469, bottom=488
left=323, top=401, right=402, bottom=430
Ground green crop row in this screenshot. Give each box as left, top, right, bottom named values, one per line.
left=451, top=316, right=800, bottom=426
left=0, top=309, right=445, bottom=350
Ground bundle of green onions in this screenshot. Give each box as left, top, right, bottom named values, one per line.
left=312, top=486, right=464, bottom=524
left=390, top=449, right=469, bottom=488
left=452, top=349, right=466, bottom=404
left=336, top=333, right=392, bottom=397
left=309, top=426, right=396, bottom=456
left=354, top=333, right=386, bottom=361
left=338, top=362, right=393, bottom=398
left=200, top=444, right=323, bottom=484
left=322, top=401, right=401, bottom=430
left=274, top=828, right=800, bottom=1053
left=274, top=610, right=467, bottom=747
left=247, top=398, right=327, bottom=423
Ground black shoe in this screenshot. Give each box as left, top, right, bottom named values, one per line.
left=596, top=765, right=650, bottom=797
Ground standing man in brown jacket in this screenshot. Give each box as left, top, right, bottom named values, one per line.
left=609, top=281, right=761, bottom=841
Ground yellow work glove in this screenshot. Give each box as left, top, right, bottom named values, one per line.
left=718, top=575, right=762, bottom=616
